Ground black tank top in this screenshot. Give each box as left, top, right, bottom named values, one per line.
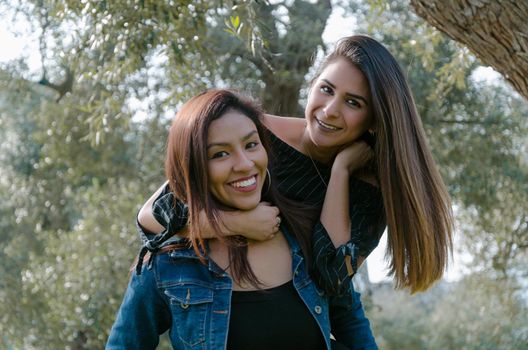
left=227, top=280, right=325, bottom=350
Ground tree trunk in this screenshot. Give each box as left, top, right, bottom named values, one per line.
left=255, top=0, right=332, bottom=116
left=261, top=70, right=305, bottom=116
left=410, top=0, right=528, bottom=101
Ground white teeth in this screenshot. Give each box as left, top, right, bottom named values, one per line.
left=231, top=176, right=256, bottom=188
left=316, top=118, right=339, bottom=130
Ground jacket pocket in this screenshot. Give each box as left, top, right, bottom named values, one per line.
left=165, top=285, right=213, bottom=348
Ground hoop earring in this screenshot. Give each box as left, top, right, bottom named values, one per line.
left=263, top=168, right=272, bottom=195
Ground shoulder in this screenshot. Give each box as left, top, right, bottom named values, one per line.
left=155, top=250, right=214, bottom=286
left=261, top=114, right=305, bottom=149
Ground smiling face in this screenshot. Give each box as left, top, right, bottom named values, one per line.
left=206, top=109, right=268, bottom=211
left=305, top=57, right=372, bottom=155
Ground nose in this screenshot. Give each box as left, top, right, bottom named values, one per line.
left=323, top=97, right=340, bottom=118
left=233, top=150, right=254, bottom=173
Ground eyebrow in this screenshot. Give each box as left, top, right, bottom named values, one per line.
left=207, top=130, right=258, bottom=149
left=321, top=79, right=369, bottom=106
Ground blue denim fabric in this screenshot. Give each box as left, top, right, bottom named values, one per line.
left=107, top=230, right=336, bottom=350
left=107, top=230, right=378, bottom=349
left=330, top=289, right=378, bottom=350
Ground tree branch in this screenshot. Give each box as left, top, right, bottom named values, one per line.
left=410, top=0, right=528, bottom=101
left=435, top=118, right=501, bottom=125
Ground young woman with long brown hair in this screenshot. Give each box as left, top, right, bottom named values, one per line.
left=107, top=90, right=361, bottom=349
left=308, top=35, right=454, bottom=293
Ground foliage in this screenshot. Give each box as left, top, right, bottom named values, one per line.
left=0, top=59, right=168, bottom=348
left=2, top=180, right=143, bottom=348
left=370, top=274, right=528, bottom=350
left=1, top=0, right=331, bottom=140
left=0, top=0, right=526, bottom=348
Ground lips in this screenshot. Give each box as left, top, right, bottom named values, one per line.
left=315, top=117, right=341, bottom=131
left=228, top=175, right=258, bottom=192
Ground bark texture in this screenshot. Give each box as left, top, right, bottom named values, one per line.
left=256, top=0, right=332, bottom=116
left=410, top=0, right=528, bottom=100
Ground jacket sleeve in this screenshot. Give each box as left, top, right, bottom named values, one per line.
left=329, top=286, right=378, bottom=350
left=312, top=178, right=386, bottom=296
left=106, top=263, right=171, bottom=349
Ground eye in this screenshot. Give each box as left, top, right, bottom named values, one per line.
left=210, top=150, right=229, bottom=159
left=246, top=141, right=260, bottom=150
left=320, top=84, right=333, bottom=95
left=346, top=98, right=361, bottom=108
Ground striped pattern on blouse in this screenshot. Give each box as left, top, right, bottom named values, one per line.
left=266, top=130, right=386, bottom=295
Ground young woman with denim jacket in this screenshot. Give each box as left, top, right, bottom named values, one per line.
left=106, top=90, right=373, bottom=349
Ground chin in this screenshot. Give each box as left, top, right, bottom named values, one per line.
left=234, top=196, right=262, bottom=211
left=310, top=134, right=333, bottom=149
left=236, top=201, right=260, bottom=211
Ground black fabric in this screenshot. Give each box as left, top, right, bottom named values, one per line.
left=266, top=129, right=385, bottom=257
left=266, top=130, right=386, bottom=295
left=135, top=185, right=188, bottom=274
left=227, top=280, right=325, bottom=350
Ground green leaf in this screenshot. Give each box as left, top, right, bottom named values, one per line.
left=230, top=15, right=240, bottom=30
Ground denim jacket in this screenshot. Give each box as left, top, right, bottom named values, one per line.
left=106, top=229, right=377, bottom=350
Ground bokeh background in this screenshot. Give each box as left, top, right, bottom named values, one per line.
left=0, top=1, right=526, bottom=349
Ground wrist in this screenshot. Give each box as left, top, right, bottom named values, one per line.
left=331, top=160, right=352, bottom=178
left=217, top=210, right=242, bottom=236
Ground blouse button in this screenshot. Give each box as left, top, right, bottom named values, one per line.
left=314, top=305, right=322, bottom=314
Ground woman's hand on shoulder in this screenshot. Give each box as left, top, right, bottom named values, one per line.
left=333, top=141, right=374, bottom=176
left=221, top=202, right=281, bottom=241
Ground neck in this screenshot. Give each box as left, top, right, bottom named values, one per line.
left=300, top=128, right=338, bottom=164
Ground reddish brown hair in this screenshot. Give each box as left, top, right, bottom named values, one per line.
left=165, top=89, right=315, bottom=287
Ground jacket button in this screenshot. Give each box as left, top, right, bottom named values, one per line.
left=180, top=303, right=190, bottom=309
left=314, top=305, right=322, bottom=314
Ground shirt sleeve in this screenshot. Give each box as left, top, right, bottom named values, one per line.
left=150, top=183, right=189, bottom=234
left=348, top=178, right=386, bottom=256
left=312, top=178, right=386, bottom=296
left=135, top=184, right=190, bottom=275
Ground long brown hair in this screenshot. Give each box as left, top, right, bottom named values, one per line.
left=165, top=89, right=316, bottom=287
left=314, top=35, right=454, bottom=293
